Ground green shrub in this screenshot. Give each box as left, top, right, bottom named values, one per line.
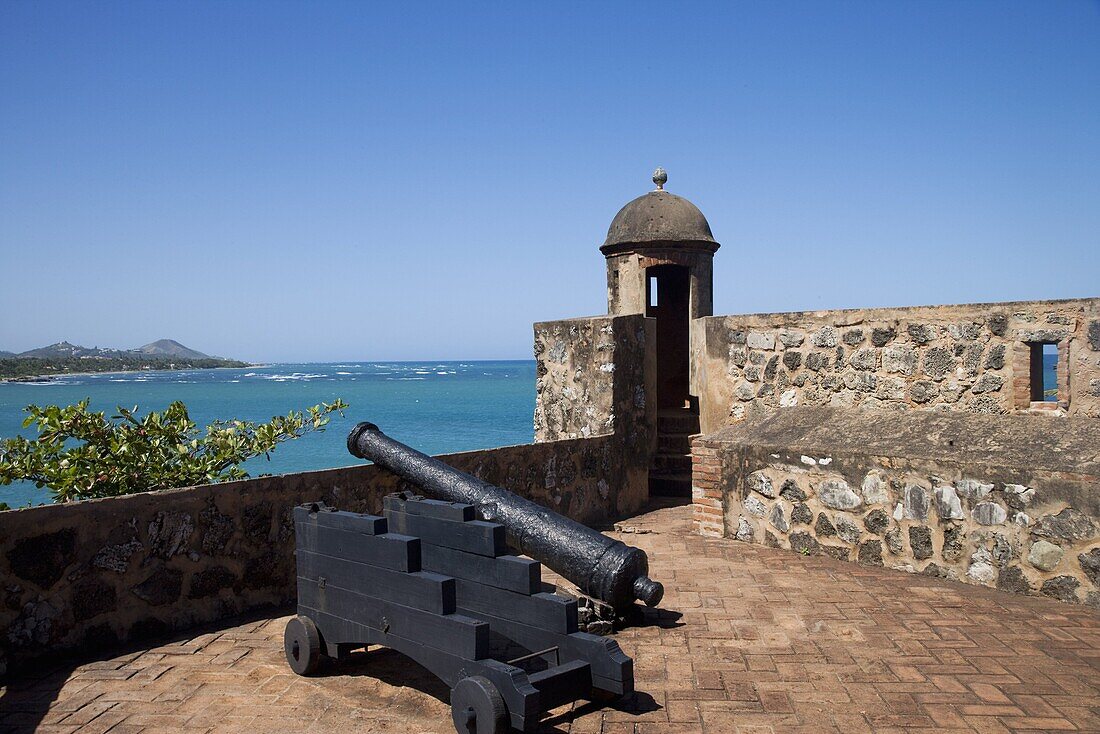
left=0, top=398, right=347, bottom=502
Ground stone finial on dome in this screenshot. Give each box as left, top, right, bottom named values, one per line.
left=652, top=167, right=668, bottom=191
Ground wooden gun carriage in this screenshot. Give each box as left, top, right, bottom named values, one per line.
left=285, top=494, right=634, bottom=734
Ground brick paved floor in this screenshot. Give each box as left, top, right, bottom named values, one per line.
left=3, top=503, right=1099, bottom=733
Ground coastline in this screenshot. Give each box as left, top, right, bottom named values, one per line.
left=0, top=364, right=261, bottom=384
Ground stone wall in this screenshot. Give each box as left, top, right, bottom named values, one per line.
left=693, top=407, right=1100, bottom=606
left=690, top=298, right=1100, bottom=435
left=0, top=435, right=643, bottom=673
left=533, top=313, right=655, bottom=475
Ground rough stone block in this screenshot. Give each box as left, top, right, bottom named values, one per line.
left=810, top=327, right=839, bottom=348
left=779, top=480, right=806, bottom=502
left=971, top=373, right=1003, bottom=394
left=131, top=567, right=184, bottom=607
left=769, top=505, right=789, bottom=533
left=942, top=525, right=964, bottom=562
left=885, top=527, right=904, bottom=555
left=789, top=531, right=819, bottom=555
left=956, top=479, right=993, bottom=502
left=817, top=480, right=861, bottom=510
left=1017, top=328, right=1069, bottom=342
left=743, top=495, right=766, bottom=517
left=836, top=517, right=862, bottom=544
left=1003, top=484, right=1035, bottom=510
left=985, top=344, right=1006, bottom=370
left=863, top=509, right=890, bottom=536
left=1040, top=575, right=1080, bottom=603
left=870, top=327, right=896, bottom=347
left=858, top=540, right=883, bottom=566
left=7, top=529, right=77, bottom=589
left=842, top=329, right=865, bottom=346
left=747, top=331, right=776, bottom=350
left=967, top=561, right=995, bottom=584
left=72, top=578, right=117, bottom=622
left=972, top=502, right=1008, bottom=526
left=907, top=323, right=937, bottom=345
left=791, top=503, right=813, bottom=525
left=997, top=565, right=1032, bottom=594
left=850, top=348, right=878, bottom=371
left=1031, top=509, right=1097, bottom=541
left=933, top=485, right=965, bottom=520
left=148, top=511, right=195, bottom=559
left=1079, top=548, right=1100, bottom=586
left=909, top=380, right=937, bottom=403
left=747, top=471, right=775, bottom=498
left=188, top=566, right=238, bottom=599
left=779, top=329, right=805, bottom=348
left=909, top=527, right=933, bottom=560
left=1027, top=540, right=1064, bottom=572
left=860, top=473, right=888, bottom=505
left=922, top=347, right=955, bottom=381
left=735, top=516, right=755, bottom=542
left=92, top=539, right=142, bottom=574
left=805, top=352, right=830, bottom=371
left=899, top=485, right=929, bottom=521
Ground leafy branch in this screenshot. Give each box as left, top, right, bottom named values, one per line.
left=0, top=398, right=347, bottom=503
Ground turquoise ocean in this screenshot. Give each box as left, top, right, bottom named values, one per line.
left=0, top=361, right=535, bottom=508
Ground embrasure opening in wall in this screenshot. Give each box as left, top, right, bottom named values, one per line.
left=1029, top=342, right=1059, bottom=404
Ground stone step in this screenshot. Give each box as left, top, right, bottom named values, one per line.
left=651, top=453, right=692, bottom=473
left=657, top=410, right=700, bottom=435
left=657, top=433, right=693, bottom=454
left=649, top=473, right=692, bottom=497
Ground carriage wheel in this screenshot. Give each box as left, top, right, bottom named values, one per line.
left=450, top=675, right=508, bottom=734
left=284, top=615, right=323, bottom=676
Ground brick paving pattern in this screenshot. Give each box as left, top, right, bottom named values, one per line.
left=2, top=503, right=1099, bottom=733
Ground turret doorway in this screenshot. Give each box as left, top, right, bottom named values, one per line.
left=646, top=264, right=699, bottom=497
left=645, top=264, right=691, bottom=410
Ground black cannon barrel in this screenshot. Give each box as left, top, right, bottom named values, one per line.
left=347, top=422, right=663, bottom=611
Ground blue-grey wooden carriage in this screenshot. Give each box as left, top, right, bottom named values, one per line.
left=285, top=494, right=634, bottom=734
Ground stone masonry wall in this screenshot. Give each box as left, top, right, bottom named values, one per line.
left=533, top=313, right=656, bottom=482
left=693, top=407, right=1100, bottom=607
left=690, top=298, right=1100, bottom=435
left=0, top=435, right=642, bottom=674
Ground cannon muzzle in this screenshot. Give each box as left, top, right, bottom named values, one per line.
left=348, top=421, right=663, bottom=611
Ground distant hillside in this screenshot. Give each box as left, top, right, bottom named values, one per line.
left=138, top=339, right=212, bottom=360
left=0, top=350, right=13, bottom=358
left=15, top=339, right=223, bottom=361
left=17, top=341, right=119, bottom=359
left=0, top=340, right=248, bottom=380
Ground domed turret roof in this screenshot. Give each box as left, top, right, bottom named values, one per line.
left=600, top=168, right=719, bottom=254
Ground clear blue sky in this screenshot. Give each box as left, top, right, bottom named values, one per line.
left=2, top=2, right=1098, bottom=362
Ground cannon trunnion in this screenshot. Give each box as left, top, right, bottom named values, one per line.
left=287, top=496, right=633, bottom=734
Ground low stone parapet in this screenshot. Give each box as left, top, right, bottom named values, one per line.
left=692, top=406, right=1100, bottom=606
left=0, top=435, right=646, bottom=674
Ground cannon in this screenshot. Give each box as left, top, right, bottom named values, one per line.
left=347, top=421, right=663, bottom=612
left=287, top=496, right=635, bottom=733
